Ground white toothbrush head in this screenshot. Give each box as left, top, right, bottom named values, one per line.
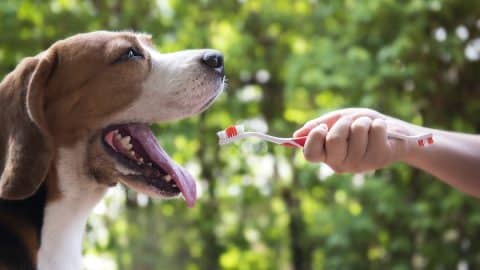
left=217, top=125, right=245, bottom=145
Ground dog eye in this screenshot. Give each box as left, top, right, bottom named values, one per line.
left=127, top=48, right=141, bottom=58
left=116, top=47, right=144, bottom=62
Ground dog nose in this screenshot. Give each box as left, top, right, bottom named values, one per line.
left=201, top=52, right=224, bottom=75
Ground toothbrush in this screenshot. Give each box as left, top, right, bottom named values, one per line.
left=217, top=125, right=434, bottom=148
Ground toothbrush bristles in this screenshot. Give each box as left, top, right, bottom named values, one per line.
left=226, top=126, right=238, bottom=138
left=417, top=140, right=424, bottom=147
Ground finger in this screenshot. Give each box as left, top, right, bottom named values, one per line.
left=293, top=111, right=342, bottom=137
left=325, top=117, right=353, bottom=167
left=303, top=124, right=328, bottom=163
left=363, top=118, right=389, bottom=167
left=344, top=116, right=372, bottom=168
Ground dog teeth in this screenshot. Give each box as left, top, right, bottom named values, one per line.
left=120, top=136, right=133, bottom=150
left=120, top=135, right=131, bottom=143
left=164, top=175, right=172, bottom=182
left=137, top=158, right=144, bottom=165
left=172, top=184, right=177, bottom=187
left=147, top=162, right=152, bottom=167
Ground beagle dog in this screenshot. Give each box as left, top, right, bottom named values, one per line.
left=0, top=31, right=224, bottom=270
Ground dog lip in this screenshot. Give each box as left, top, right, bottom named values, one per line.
left=199, top=77, right=225, bottom=112
left=200, top=94, right=218, bottom=111
left=122, top=174, right=181, bottom=197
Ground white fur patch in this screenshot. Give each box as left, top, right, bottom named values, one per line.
left=37, top=141, right=107, bottom=270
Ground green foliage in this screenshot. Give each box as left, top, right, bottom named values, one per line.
left=1, top=0, right=480, bottom=269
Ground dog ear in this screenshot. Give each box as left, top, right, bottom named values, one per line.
left=0, top=49, right=57, bottom=200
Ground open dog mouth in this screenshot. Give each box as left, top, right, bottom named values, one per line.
left=102, top=123, right=196, bottom=207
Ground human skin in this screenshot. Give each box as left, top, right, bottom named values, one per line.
left=294, top=108, right=480, bottom=197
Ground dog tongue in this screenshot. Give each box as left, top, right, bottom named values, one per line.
left=125, top=124, right=197, bottom=207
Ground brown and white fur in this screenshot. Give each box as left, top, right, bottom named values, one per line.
left=0, top=31, right=224, bottom=270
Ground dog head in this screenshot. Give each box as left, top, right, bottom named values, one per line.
left=0, top=31, right=224, bottom=207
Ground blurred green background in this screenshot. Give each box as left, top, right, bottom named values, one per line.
left=2, top=0, right=480, bottom=269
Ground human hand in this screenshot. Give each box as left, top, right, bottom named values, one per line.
left=293, top=108, right=420, bottom=173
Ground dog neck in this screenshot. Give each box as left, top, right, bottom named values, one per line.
left=37, top=143, right=107, bottom=270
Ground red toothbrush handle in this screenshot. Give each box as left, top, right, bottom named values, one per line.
left=281, top=136, right=307, bottom=148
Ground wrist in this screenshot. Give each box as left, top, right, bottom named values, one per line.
left=401, top=139, right=422, bottom=165
left=386, top=118, right=426, bottom=164
left=399, top=122, right=432, bottom=166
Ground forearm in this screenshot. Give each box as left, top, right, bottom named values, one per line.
left=295, top=108, right=480, bottom=197
left=402, top=124, right=480, bottom=197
